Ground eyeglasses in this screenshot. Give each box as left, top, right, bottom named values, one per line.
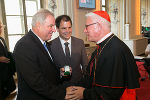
left=85, top=22, right=97, bottom=29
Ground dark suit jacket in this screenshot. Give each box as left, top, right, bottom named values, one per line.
left=0, top=37, right=16, bottom=75
left=0, top=37, right=16, bottom=99
left=50, top=36, right=88, bottom=86
left=13, top=30, right=65, bottom=100
left=0, top=37, right=9, bottom=99
left=0, top=37, right=9, bottom=81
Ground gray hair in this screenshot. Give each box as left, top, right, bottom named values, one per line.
left=32, top=9, right=54, bottom=27
left=85, top=12, right=111, bottom=28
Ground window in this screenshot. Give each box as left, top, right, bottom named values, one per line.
left=25, top=0, right=41, bottom=31
left=3, top=0, right=41, bottom=51
left=102, top=0, right=106, bottom=11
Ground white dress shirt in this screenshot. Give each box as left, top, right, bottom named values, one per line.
left=59, top=37, right=71, bottom=56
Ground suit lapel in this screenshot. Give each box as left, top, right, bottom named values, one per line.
left=51, top=37, right=67, bottom=66
left=29, top=30, right=53, bottom=62
left=57, top=37, right=66, bottom=62
left=70, top=37, right=75, bottom=66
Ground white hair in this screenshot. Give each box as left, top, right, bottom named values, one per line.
left=32, top=9, right=54, bottom=27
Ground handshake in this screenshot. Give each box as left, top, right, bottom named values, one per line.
left=65, top=86, right=85, bottom=100
left=60, top=66, right=85, bottom=100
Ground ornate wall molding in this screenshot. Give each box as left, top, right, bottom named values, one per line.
left=48, top=0, right=57, bottom=13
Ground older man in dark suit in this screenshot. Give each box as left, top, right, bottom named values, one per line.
left=13, top=9, right=65, bottom=100
left=49, top=15, right=88, bottom=87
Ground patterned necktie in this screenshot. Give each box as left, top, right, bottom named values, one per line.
left=43, top=42, right=53, bottom=61
left=64, top=42, right=71, bottom=66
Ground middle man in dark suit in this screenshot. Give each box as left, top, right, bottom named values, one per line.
left=50, top=15, right=88, bottom=87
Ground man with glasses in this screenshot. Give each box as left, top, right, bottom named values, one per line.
left=65, top=11, right=140, bottom=100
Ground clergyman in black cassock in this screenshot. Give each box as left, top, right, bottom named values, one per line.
left=78, top=34, right=140, bottom=100
left=65, top=10, right=140, bottom=100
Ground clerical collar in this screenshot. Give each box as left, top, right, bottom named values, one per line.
left=59, top=36, right=71, bottom=45
left=97, top=32, right=113, bottom=44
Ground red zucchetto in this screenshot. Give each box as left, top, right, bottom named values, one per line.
left=93, top=11, right=111, bottom=22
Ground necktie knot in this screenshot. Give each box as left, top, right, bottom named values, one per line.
left=43, top=42, right=48, bottom=50
left=44, top=42, right=46, bottom=46
left=64, top=42, right=69, bottom=47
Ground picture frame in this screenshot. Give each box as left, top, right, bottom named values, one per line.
left=78, top=0, right=96, bottom=9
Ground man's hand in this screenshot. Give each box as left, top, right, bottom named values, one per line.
left=0, top=56, right=10, bottom=63
left=65, top=86, right=85, bottom=100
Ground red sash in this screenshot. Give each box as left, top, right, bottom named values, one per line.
left=120, top=88, right=136, bottom=100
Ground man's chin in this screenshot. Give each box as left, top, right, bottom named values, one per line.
left=64, top=37, right=70, bottom=41
left=46, top=36, right=52, bottom=41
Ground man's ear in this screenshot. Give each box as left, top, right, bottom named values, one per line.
left=95, top=23, right=101, bottom=32
left=35, top=22, right=41, bottom=29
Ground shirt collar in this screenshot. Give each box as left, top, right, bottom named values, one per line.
left=59, top=36, right=71, bottom=45
left=97, top=32, right=113, bottom=44
left=31, top=30, right=45, bottom=44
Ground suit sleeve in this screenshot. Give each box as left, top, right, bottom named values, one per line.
left=14, top=42, right=65, bottom=100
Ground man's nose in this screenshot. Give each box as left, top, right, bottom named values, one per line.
left=84, top=28, right=88, bottom=33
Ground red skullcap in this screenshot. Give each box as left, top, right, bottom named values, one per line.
left=93, top=11, right=111, bottom=22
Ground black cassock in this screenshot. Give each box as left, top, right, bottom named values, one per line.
left=78, top=34, right=140, bottom=100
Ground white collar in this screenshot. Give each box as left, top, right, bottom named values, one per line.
left=97, top=32, right=113, bottom=44
left=59, top=36, right=71, bottom=45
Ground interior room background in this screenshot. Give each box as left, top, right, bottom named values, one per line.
left=0, top=0, right=149, bottom=56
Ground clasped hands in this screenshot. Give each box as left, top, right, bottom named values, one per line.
left=60, top=67, right=85, bottom=100
left=65, top=86, right=85, bottom=100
